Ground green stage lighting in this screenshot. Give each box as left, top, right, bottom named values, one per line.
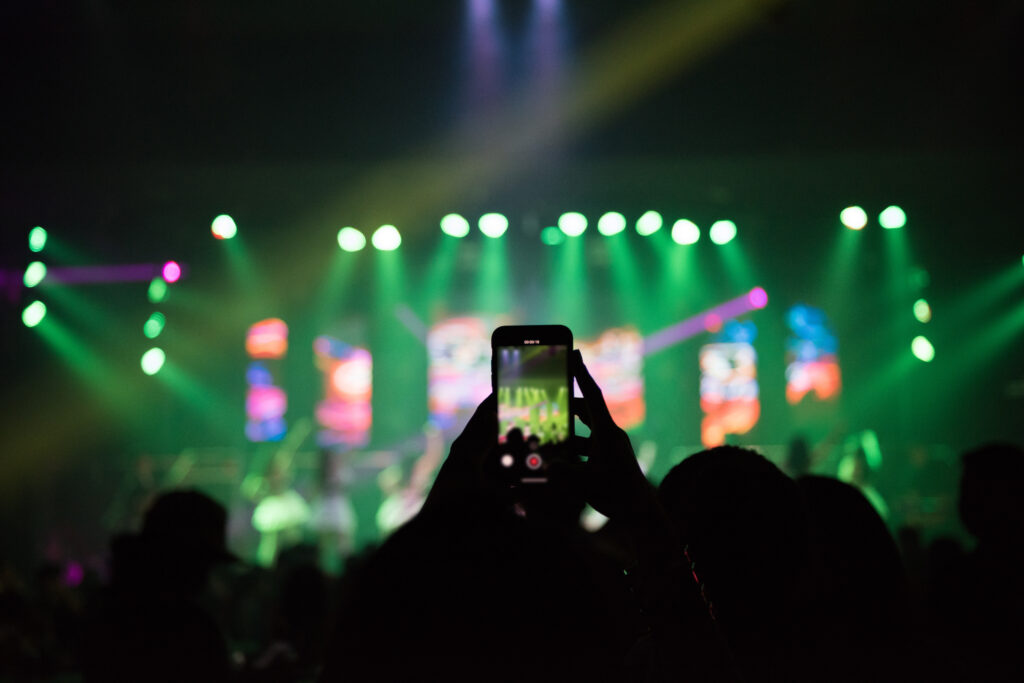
left=148, top=277, right=168, bottom=303
left=840, top=206, right=868, bottom=230
left=144, top=312, right=166, bottom=339
left=558, top=212, right=587, bottom=237
left=29, top=226, right=48, bottom=253
left=541, top=226, right=566, bottom=245
left=337, top=227, right=367, bottom=252
left=440, top=213, right=470, bottom=238
left=879, top=205, right=906, bottom=229
left=912, top=336, right=935, bottom=363
left=913, top=299, right=932, bottom=323
left=22, top=301, right=47, bottom=328
left=709, top=220, right=737, bottom=245
left=479, top=213, right=509, bottom=238
left=24, top=261, right=47, bottom=288
left=636, top=211, right=663, bottom=236
left=597, top=212, right=626, bottom=236
left=211, top=214, right=238, bottom=240
left=141, top=347, right=166, bottom=375
left=372, top=225, right=401, bottom=251
left=671, top=219, right=700, bottom=245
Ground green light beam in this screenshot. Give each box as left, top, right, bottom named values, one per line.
left=417, top=234, right=461, bottom=319
left=549, top=233, right=590, bottom=332
left=605, top=232, right=645, bottom=328
left=654, top=228, right=708, bottom=322
left=33, top=315, right=136, bottom=411
left=311, top=249, right=362, bottom=331
left=474, top=234, right=511, bottom=314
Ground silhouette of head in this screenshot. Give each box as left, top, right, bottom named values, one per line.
left=658, top=446, right=809, bottom=645
left=111, top=489, right=237, bottom=596
left=960, top=442, right=1024, bottom=545
left=797, top=475, right=908, bottom=636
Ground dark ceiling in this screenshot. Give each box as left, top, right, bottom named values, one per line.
left=3, top=0, right=1021, bottom=164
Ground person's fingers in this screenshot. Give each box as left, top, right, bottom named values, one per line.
left=571, top=350, right=615, bottom=429
left=568, top=434, right=590, bottom=457
left=571, top=397, right=592, bottom=428
left=452, top=393, right=496, bottom=452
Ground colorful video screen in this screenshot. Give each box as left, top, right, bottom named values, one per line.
left=245, top=318, right=288, bottom=442
left=314, top=335, right=372, bottom=448
left=577, top=326, right=645, bottom=430
left=785, top=304, right=841, bottom=404
left=699, top=342, right=760, bottom=447
left=426, top=317, right=492, bottom=430
left=496, top=345, right=570, bottom=446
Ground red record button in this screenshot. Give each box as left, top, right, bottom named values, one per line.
left=526, top=454, right=543, bottom=470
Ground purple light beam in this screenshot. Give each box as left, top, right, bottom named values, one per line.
left=41, top=263, right=182, bottom=285
left=643, top=287, right=769, bottom=356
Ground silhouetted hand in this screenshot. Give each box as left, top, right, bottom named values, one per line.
left=567, top=350, right=659, bottom=526
left=421, top=394, right=501, bottom=515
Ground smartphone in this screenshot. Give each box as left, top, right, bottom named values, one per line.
left=491, top=325, right=573, bottom=484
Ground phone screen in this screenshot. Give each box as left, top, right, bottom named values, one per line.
left=495, top=343, right=571, bottom=448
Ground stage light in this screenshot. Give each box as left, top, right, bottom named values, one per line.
left=597, top=212, right=626, bottom=236
left=913, top=299, right=932, bottom=323
left=541, top=226, right=566, bottom=245
left=879, top=205, right=906, bottom=229
left=558, top=212, right=587, bottom=237
left=372, top=225, right=402, bottom=251
left=636, top=211, right=663, bottom=236
left=29, top=226, right=48, bottom=253
left=912, top=336, right=935, bottom=362
left=162, top=261, right=181, bottom=283
left=440, top=213, right=471, bottom=238
left=144, top=312, right=166, bottom=339
left=337, top=227, right=367, bottom=252
left=23, top=261, right=46, bottom=288
left=749, top=287, right=768, bottom=309
left=22, top=301, right=46, bottom=328
left=709, top=220, right=737, bottom=245
left=840, top=206, right=868, bottom=230
left=479, top=213, right=509, bottom=238
left=148, top=277, right=168, bottom=303
left=141, top=347, right=166, bottom=375
left=211, top=214, right=237, bottom=240
left=671, top=219, right=700, bottom=245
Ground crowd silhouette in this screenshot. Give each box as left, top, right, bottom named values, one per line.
left=1, top=352, right=1021, bottom=681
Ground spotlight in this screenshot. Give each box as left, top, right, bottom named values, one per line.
left=597, top=212, right=626, bottom=236
left=840, top=206, right=868, bottom=230
left=540, top=226, right=566, bottom=245
left=479, top=213, right=509, bottom=239
left=144, top=312, right=166, bottom=339
left=911, top=336, right=935, bottom=362
left=337, top=227, right=367, bottom=252
left=22, top=301, right=47, bottom=328
left=211, top=214, right=238, bottom=240
left=141, top=347, right=166, bottom=375
left=748, top=287, right=768, bottom=309
left=879, top=205, right=906, bottom=229
left=636, top=211, right=663, bottom=236
left=28, top=226, right=48, bottom=253
left=913, top=299, right=932, bottom=323
left=558, top=212, right=587, bottom=237
left=440, top=213, right=471, bottom=238
left=372, top=225, right=402, bottom=251
left=148, top=277, right=168, bottom=304
left=709, top=220, right=737, bottom=245
left=23, top=261, right=47, bottom=288
left=671, top=219, right=700, bottom=245
left=162, top=261, right=182, bottom=283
